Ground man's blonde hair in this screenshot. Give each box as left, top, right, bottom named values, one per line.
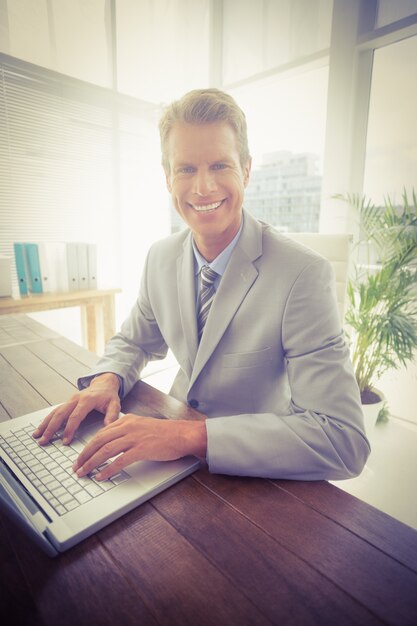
left=159, top=88, right=250, bottom=173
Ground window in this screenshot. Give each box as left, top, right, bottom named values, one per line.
left=364, top=35, right=417, bottom=203
left=230, top=64, right=329, bottom=232
left=0, top=55, right=164, bottom=331
left=3, top=0, right=111, bottom=87
left=116, top=0, right=210, bottom=102
left=222, top=0, right=332, bottom=84
left=362, top=33, right=417, bottom=424
left=376, top=0, right=417, bottom=28
left=0, top=57, right=118, bottom=292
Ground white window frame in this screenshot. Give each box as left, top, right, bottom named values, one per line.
left=320, top=0, right=417, bottom=234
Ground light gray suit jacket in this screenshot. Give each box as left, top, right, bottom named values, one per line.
left=81, top=210, right=370, bottom=480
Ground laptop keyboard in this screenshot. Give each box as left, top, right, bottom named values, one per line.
left=0, top=423, right=130, bottom=516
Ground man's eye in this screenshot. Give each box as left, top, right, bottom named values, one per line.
left=212, top=163, right=227, bottom=170
left=178, top=166, right=194, bottom=174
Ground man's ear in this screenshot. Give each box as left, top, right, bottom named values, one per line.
left=243, top=157, right=252, bottom=187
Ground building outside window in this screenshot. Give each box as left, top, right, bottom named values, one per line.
left=244, top=151, right=322, bottom=233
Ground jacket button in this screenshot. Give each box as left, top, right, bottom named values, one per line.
left=189, top=399, right=199, bottom=409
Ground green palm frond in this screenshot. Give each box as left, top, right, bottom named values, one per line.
left=337, top=189, right=417, bottom=395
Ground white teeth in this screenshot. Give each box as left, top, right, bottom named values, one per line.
left=192, top=201, right=222, bottom=212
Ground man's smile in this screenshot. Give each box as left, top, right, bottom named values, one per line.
left=190, top=200, right=224, bottom=213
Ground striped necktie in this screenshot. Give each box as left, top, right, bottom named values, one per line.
left=197, top=265, right=218, bottom=340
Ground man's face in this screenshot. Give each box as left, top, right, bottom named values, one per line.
left=165, top=121, right=251, bottom=259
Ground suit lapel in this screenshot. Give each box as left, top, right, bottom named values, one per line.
left=189, top=211, right=263, bottom=388
left=177, top=233, right=199, bottom=374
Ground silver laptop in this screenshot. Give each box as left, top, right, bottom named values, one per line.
left=0, top=406, right=201, bottom=557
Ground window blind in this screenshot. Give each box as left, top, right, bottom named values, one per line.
left=0, top=55, right=118, bottom=295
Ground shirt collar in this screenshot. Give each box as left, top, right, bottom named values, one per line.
left=192, top=217, right=244, bottom=277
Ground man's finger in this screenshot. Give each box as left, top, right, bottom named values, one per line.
left=74, top=434, right=127, bottom=477
left=103, top=399, right=121, bottom=426
left=32, top=407, right=58, bottom=438
left=95, top=449, right=138, bottom=481
left=34, top=403, right=76, bottom=445
left=62, top=407, right=91, bottom=444
left=73, top=422, right=126, bottom=472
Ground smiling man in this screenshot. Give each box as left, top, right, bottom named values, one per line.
left=34, top=88, right=370, bottom=481
left=165, top=120, right=250, bottom=261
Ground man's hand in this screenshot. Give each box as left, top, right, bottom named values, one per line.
left=32, top=373, right=121, bottom=445
left=73, top=414, right=208, bottom=481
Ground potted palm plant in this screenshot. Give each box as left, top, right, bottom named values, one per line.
left=338, top=190, right=417, bottom=435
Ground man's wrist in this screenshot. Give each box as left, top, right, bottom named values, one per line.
left=90, top=372, right=121, bottom=393
left=179, top=419, right=207, bottom=459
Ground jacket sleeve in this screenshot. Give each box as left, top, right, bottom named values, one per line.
left=205, top=257, right=371, bottom=481
left=78, top=252, right=168, bottom=396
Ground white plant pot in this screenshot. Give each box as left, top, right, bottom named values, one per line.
left=361, top=388, right=385, bottom=438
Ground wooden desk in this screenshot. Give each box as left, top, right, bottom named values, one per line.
left=0, top=288, right=120, bottom=354
left=1, top=315, right=417, bottom=626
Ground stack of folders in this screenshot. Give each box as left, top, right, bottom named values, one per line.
left=13, top=242, right=97, bottom=296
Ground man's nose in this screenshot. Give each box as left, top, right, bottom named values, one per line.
left=193, top=169, right=217, bottom=195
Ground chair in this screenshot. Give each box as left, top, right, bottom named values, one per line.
left=284, top=232, right=353, bottom=323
